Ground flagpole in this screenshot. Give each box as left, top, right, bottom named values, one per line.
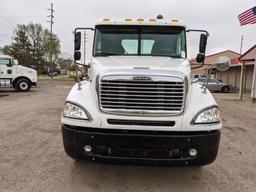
left=240, top=35, right=244, bottom=54
left=237, top=5, right=256, bottom=100
left=239, top=61, right=245, bottom=100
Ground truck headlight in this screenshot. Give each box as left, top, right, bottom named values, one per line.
left=63, top=102, right=90, bottom=120
left=192, top=106, right=221, bottom=124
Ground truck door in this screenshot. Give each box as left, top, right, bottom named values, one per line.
left=0, top=58, right=13, bottom=87
left=0, top=58, right=13, bottom=79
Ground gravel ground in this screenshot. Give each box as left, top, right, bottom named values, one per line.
left=0, top=81, right=256, bottom=192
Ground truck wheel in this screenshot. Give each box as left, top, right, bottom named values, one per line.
left=16, top=79, right=31, bottom=92
left=221, top=86, right=229, bottom=93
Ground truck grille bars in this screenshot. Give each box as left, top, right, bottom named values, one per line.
left=98, top=75, right=186, bottom=116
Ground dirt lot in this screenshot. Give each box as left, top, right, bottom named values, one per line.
left=1, top=81, right=256, bottom=192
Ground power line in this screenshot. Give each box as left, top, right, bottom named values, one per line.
left=0, top=34, right=10, bottom=37
left=0, top=39, right=10, bottom=43
left=0, top=15, right=46, bottom=27
left=0, top=15, right=17, bottom=23
left=54, top=18, right=71, bottom=32
left=54, top=12, right=76, bottom=28
left=54, top=24, right=71, bottom=52
left=0, top=20, right=15, bottom=30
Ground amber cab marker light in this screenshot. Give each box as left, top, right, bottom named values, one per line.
left=137, top=18, right=144, bottom=22
left=103, top=18, right=110, bottom=22
left=149, top=18, right=156, bottom=22
left=171, top=19, right=179, bottom=23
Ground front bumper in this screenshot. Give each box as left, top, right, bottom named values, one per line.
left=62, top=124, right=220, bottom=166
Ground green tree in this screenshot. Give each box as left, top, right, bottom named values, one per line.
left=0, top=46, right=10, bottom=55
left=5, top=23, right=61, bottom=73
left=68, top=64, right=76, bottom=75
left=58, top=58, right=72, bottom=70
left=7, top=24, right=32, bottom=67
left=43, top=30, right=61, bottom=65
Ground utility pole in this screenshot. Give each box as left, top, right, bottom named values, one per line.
left=238, top=35, right=245, bottom=100
left=48, top=3, right=54, bottom=79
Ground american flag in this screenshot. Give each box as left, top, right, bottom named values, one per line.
left=238, top=6, right=256, bottom=26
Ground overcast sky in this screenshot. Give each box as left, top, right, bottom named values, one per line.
left=1, top=0, right=256, bottom=59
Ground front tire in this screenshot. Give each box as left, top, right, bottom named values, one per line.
left=16, top=79, right=31, bottom=92
left=221, top=86, right=230, bottom=93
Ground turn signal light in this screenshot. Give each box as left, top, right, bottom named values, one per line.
left=171, top=19, right=179, bottom=23
left=149, top=19, right=156, bottom=22
left=103, top=18, right=110, bottom=22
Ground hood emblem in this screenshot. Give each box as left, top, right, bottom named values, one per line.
left=133, top=76, right=152, bottom=81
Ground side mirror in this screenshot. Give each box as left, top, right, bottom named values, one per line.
left=75, top=32, right=81, bottom=51
left=14, top=59, right=18, bottom=65
left=74, top=51, right=81, bottom=61
left=214, top=56, right=230, bottom=72
left=199, top=34, right=207, bottom=53
left=196, top=53, right=205, bottom=63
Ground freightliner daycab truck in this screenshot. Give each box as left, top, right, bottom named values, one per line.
left=61, top=17, right=222, bottom=166
left=0, top=55, right=37, bottom=92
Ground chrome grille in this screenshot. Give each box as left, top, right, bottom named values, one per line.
left=99, top=75, right=185, bottom=115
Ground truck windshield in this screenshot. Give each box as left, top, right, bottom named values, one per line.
left=93, top=25, right=186, bottom=58
left=0, top=58, right=11, bottom=65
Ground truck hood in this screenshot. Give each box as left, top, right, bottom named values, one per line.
left=16, top=65, right=37, bottom=82
left=16, top=65, right=37, bottom=73
left=91, top=56, right=190, bottom=72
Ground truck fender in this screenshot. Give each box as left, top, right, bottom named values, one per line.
left=12, top=76, right=32, bottom=88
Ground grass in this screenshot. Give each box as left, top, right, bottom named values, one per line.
left=38, top=75, right=75, bottom=81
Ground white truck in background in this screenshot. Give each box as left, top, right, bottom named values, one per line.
left=61, top=16, right=222, bottom=166
left=0, top=55, right=37, bottom=92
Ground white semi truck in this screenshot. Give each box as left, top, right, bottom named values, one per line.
left=61, top=17, right=222, bottom=166
left=0, top=55, right=37, bottom=91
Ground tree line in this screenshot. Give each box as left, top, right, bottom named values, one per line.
left=0, top=23, right=72, bottom=74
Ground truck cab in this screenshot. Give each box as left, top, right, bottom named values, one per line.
left=0, top=55, right=37, bottom=91
left=61, top=17, right=221, bottom=166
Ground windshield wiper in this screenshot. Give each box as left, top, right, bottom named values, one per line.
left=95, top=53, right=122, bottom=56
left=150, top=54, right=183, bottom=58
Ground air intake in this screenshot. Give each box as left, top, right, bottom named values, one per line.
left=98, top=75, right=186, bottom=115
